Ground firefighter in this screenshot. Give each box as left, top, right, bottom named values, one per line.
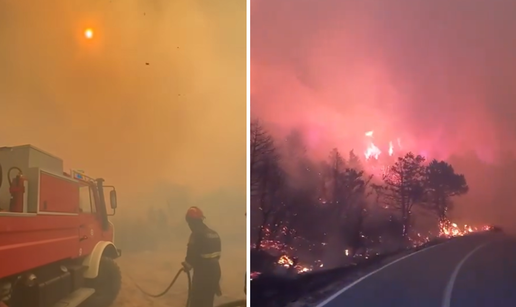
left=181, top=206, right=222, bottom=307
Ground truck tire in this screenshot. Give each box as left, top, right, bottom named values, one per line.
left=84, top=256, right=122, bottom=307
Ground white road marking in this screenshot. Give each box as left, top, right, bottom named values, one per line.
left=441, top=242, right=491, bottom=307
left=314, top=240, right=455, bottom=307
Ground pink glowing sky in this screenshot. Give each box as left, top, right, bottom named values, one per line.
left=251, top=0, right=516, bottom=163
left=251, top=0, right=516, bottom=231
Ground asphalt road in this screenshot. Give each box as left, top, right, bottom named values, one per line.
left=316, top=233, right=516, bottom=307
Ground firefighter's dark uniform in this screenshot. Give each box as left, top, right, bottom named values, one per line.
left=185, top=224, right=222, bottom=307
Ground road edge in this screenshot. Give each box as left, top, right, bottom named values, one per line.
left=313, top=239, right=456, bottom=307
left=440, top=241, right=491, bottom=307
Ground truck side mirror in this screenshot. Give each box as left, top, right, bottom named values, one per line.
left=110, top=190, right=118, bottom=209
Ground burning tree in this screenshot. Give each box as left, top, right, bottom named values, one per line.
left=248, top=122, right=482, bottom=276
left=424, top=159, right=469, bottom=224
left=373, top=152, right=426, bottom=237
left=321, top=149, right=372, bottom=257
left=250, top=120, right=276, bottom=197
left=348, top=149, right=363, bottom=171
left=250, top=120, right=286, bottom=250
left=277, top=130, right=322, bottom=247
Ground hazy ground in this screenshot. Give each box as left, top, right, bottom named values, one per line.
left=113, top=245, right=245, bottom=307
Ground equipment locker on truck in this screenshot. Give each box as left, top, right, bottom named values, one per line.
left=0, top=145, right=122, bottom=307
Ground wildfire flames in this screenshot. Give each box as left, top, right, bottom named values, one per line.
left=277, top=255, right=315, bottom=273
left=277, top=255, right=293, bottom=267
left=266, top=221, right=491, bottom=277
left=364, top=130, right=400, bottom=160
left=362, top=130, right=492, bottom=240
left=409, top=233, right=431, bottom=247
left=438, top=221, right=491, bottom=238
left=258, top=130, right=493, bottom=277
left=362, top=130, right=406, bottom=179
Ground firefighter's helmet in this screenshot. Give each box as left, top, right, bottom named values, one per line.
left=185, top=206, right=205, bottom=220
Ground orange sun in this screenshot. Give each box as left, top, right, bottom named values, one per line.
left=84, top=28, right=94, bottom=39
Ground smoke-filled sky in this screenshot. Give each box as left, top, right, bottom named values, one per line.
left=251, top=0, right=516, bottom=230
left=0, top=0, right=246, bottom=216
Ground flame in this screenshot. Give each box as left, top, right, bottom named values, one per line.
left=259, top=220, right=491, bottom=278
left=365, top=142, right=382, bottom=160
left=409, top=232, right=431, bottom=247
left=406, top=220, right=491, bottom=248
left=363, top=130, right=399, bottom=160
left=277, top=255, right=294, bottom=267
left=276, top=255, right=313, bottom=274
left=438, top=220, right=490, bottom=238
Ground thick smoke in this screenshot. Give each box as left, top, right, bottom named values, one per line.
left=252, top=0, right=516, bottom=231
left=0, top=0, right=246, bottom=221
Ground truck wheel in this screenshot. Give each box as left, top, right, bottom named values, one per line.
left=84, top=256, right=122, bottom=307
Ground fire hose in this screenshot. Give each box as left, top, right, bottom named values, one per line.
left=128, top=268, right=246, bottom=307
left=128, top=268, right=191, bottom=306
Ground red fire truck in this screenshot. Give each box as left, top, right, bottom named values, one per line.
left=0, top=145, right=121, bottom=307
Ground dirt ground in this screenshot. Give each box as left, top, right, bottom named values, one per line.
left=112, top=246, right=245, bottom=307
